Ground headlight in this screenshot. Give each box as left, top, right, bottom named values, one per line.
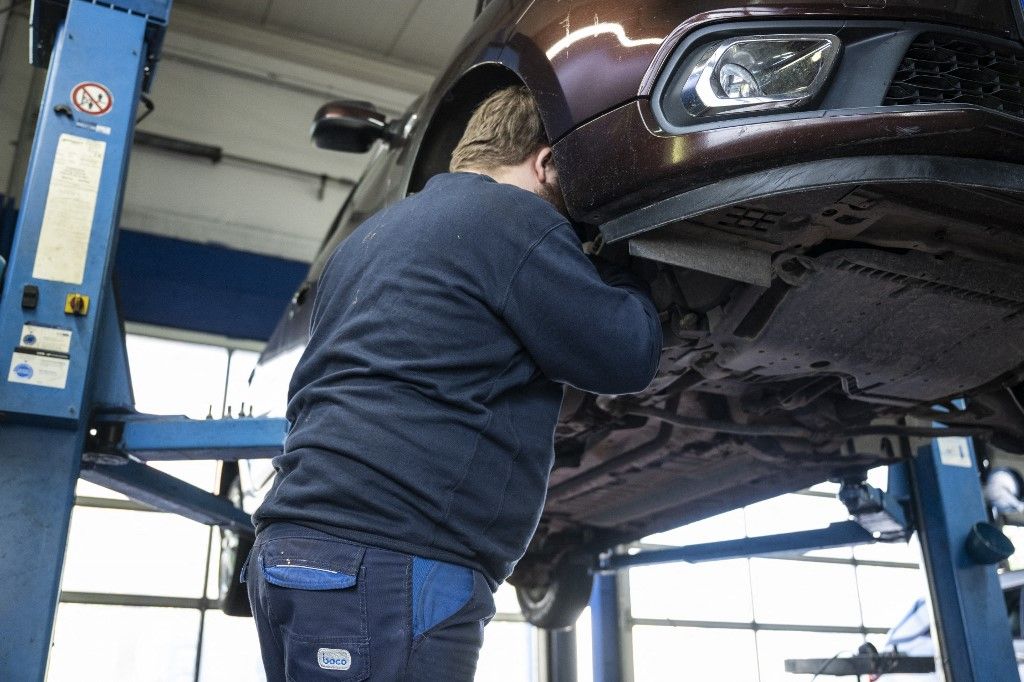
left=681, top=34, right=841, bottom=117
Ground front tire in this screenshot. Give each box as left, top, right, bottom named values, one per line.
left=515, top=554, right=594, bottom=629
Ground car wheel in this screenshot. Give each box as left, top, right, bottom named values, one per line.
left=516, top=554, right=594, bottom=629
left=218, top=462, right=255, bottom=617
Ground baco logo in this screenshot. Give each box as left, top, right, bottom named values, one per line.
left=317, top=648, right=352, bottom=671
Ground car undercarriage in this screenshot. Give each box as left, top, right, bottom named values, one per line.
left=511, top=178, right=1024, bottom=625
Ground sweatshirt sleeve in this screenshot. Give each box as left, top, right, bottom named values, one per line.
left=500, top=222, right=662, bottom=394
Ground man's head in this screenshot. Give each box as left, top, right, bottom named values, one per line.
left=450, top=86, right=565, bottom=214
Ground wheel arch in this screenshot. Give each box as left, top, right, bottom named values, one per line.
left=409, top=61, right=555, bottom=192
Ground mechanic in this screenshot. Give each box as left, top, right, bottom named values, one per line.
left=243, top=86, right=662, bottom=680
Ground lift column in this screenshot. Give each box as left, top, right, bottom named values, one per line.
left=909, top=437, right=1018, bottom=681
left=0, top=2, right=169, bottom=678
left=591, top=571, right=631, bottom=682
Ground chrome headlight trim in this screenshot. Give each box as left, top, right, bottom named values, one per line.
left=680, top=34, right=842, bottom=118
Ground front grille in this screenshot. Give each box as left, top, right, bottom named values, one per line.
left=883, top=34, right=1024, bottom=119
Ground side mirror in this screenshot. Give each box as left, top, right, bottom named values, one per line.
left=311, top=101, right=392, bottom=153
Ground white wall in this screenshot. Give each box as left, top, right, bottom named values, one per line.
left=0, top=6, right=435, bottom=262
left=124, top=7, right=432, bottom=261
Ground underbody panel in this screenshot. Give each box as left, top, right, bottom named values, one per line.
left=712, top=248, right=1024, bottom=405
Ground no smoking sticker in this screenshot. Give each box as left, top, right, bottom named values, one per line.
left=71, top=82, right=113, bottom=116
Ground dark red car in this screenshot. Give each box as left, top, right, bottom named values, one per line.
left=242, top=0, right=1024, bottom=627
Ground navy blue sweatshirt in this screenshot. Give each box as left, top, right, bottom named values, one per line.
left=254, top=172, right=661, bottom=587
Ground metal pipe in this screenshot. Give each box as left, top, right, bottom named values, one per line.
left=614, top=403, right=990, bottom=441
left=133, top=130, right=357, bottom=188
left=134, top=130, right=221, bottom=162
left=193, top=525, right=215, bottom=682
left=539, top=627, right=577, bottom=682
left=599, top=521, right=875, bottom=570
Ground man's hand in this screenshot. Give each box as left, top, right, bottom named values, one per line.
left=581, top=234, right=604, bottom=256
left=583, top=234, right=632, bottom=268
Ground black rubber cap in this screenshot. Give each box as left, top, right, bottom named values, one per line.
left=966, top=522, right=1015, bottom=565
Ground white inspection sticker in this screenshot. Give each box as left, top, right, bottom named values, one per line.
left=937, top=437, right=974, bottom=468
left=8, top=350, right=70, bottom=389
left=19, top=323, right=72, bottom=354
left=32, top=134, right=106, bottom=285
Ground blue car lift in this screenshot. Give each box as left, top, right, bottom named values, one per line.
left=586, top=436, right=1020, bottom=682
left=0, top=2, right=1019, bottom=681
left=0, top=2, right=286, bottom=679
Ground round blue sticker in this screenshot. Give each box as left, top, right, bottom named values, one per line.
left=13, top=363, right=33, bottom=380
left=22, top=333, right=37, bottom=346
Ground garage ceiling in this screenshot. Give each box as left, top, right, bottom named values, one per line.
left=0, top=1, right=487, bottom=342
left=174, top=0, right=480, bottom=71
left=2, top=2, right=483, bottom=264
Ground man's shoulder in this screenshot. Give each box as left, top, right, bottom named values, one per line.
left=424, top=172, right=566, bottom=229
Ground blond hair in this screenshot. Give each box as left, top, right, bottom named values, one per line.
left=449, top=86, right=548, bottom=173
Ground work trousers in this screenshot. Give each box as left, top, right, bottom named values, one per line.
left=243, top=522, right=496, bottom=681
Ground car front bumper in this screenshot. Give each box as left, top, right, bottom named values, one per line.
left=553, top=20, right=1024, bottom=228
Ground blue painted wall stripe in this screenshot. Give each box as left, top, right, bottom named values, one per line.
left=0, top=202, right=309, bottom=342
left=114, top=229, right=308, bottom=341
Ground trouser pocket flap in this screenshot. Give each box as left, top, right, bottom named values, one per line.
left=261, top=537, right=365, bottom=590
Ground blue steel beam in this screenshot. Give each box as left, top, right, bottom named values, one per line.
left=80, top=458, right=253, bottom=534
left=909, top=437, right=1017, bottom=681
left=30, top=0, right=171, bottom=92
left=591, top=573, right=626, bottom=682
left=0, top=3, right=156, bottom=424
left=599, top=521, right=876, bottom=572
left=108, top=415, right=288, bottom=461
left=0, top=425, right=86, bottom=678
left=0, top=2, right=169, bottom=678
left=91, top=285, right=135, bottom=411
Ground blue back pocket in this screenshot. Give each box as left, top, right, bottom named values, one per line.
left=261, top=536, right=365, bottom=591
